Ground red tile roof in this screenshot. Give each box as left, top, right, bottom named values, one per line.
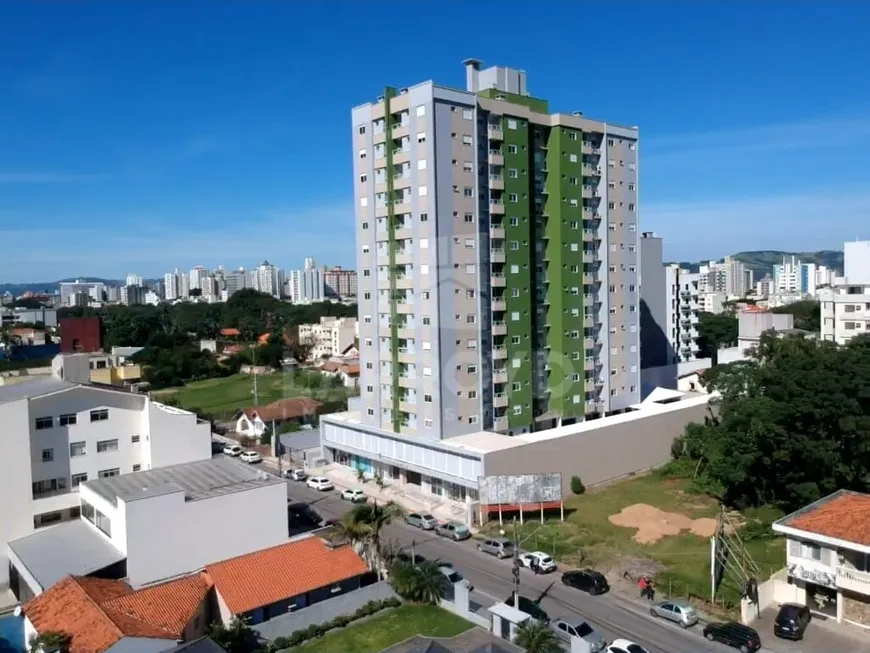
left=786, top=490, right=870, bottom=546
left=239, top=397, right=322, bottom=422
left=220, top=328, right=241, bottom=337
left=205, top=536, right=368, bottom=615
left=24, top=575, right=211, bottom=653
left=340, top=364, right=360, bottom=376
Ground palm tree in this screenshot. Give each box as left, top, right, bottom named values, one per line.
left=330, top=511, right=371, bottom=560
left=348, top=500, right=404, bottom=576
left=514, top=619, right=562, bottom=653
left=389, top=561, right=446, bottom=604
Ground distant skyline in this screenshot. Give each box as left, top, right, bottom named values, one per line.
left=2, top=2, right=870, bottom=281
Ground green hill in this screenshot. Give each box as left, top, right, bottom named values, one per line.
left=667, top=250, right=843, bottom=278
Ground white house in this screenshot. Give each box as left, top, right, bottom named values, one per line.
left=234, top=397, right=322, bottom=438
left=772, top=490, right=870, bottom=629
left=0, top=378, right=213, bottom=592
left=8, top=457, right=288, bottom=600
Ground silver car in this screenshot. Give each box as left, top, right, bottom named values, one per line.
left=552, top=619, right=606, bottom=652
left=405, top=513, right=438, bottom=530
left=439, top=565, right=474, bottom=591
left=649, top=600, right=698, bottom=628
left=477, top=537, right=514, bottom=559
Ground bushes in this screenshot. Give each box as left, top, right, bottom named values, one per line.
left=570, top=475, right=585, bottom=495
left=271, top=596, right=401, bottom=650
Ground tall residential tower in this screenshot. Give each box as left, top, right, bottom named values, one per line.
left=353, top=60, right=640, bottom=439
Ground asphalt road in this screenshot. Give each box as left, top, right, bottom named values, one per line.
left=229, top=455, right=742, bottom=653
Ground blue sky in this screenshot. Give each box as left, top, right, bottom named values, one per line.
left=2, top=1, right=870, bottom=282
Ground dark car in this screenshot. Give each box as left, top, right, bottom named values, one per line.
left=287, top=502, right=322, bottom=527
left=396, top=551, right=428, bottom=566
left=562, top=569, right=610, bottom=595
left=504, top=594, right=549, bottom=623
left=774, top=603, right=810, bottom=641
left=703, top=622, right=761, bottom=653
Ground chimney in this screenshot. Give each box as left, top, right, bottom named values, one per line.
left=463, top=58, right=482, bottom=92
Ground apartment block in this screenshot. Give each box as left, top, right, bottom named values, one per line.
left=820, top=241, right=870, bottom=344
left=353, top=59, right=640, bottom=439
left=324, top=265, right=358, bottom=299
left=698, top=256, right=752, bottom=299
left=288, top=258, right=325, bottom=304
left=298, top=316, right=357, bottom=360
left=0, top=378, right=212, bottom=589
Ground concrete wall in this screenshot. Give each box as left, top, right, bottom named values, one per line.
left=483, top=400, right=711, bottom=492
left=0, top=401, right=36, bottom=585
left=146, top=402, right=212, bottom=468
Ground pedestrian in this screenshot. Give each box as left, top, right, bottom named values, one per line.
left=648, top=579, right=656, bottom=602
left=638, top=575, right=648, bottom=599
left=530, top=557, right=539, bottom=575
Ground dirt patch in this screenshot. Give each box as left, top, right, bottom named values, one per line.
left=608, top=503, right=721, bottom=544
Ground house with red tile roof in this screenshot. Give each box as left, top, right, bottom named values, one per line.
left=233, top=397, right=322, bottom=437
left=23, top=574, right=212, bottom=653
left=205, top=536, right=369, bottom=625
left=772, top=490, right=870, bottom=627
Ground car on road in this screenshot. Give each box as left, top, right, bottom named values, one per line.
left=605, top=639, right=649, bottom=653
left=222, top=444, right=242, bottom=457
left=518, top=551, right=557, bottom=574
left=477, top=537, right=514, bottom=559
left=438, top=565, right=473, bottom=591
left=703, top=621, right=762, bottom=652
left=434, top=521, right=471, bottom=541
left=282, top=469, right=307, bottom=481
left=551, top=619, right=606, bottom=652
left=306, top=476, right=334, bottom=491
left=240, top=451, right=262, bottom=464
left=504, top=594, right=549, bottom=623
left=287, top=503, right=322, bottom=527
left=341, top=488, right=367, bottom=503
left=649, top=599, right=698, bottom=628
left=405, top=513, right=438, bottom=530
left=561, top=569, right=610, bottom=595
left=773, top=603, right=810, bottom=641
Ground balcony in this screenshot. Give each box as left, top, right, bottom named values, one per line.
left=395, top=251, right=413, bottom=265
left=585, top=378, right=597, bottom=392
left=490, top=225, right=505, bottom=239
left=493, top=369, right=508, bottom=384
left=493, top=416, right=509, bottom=432
left=397, top=350, right=416, bottom=364
left=492, top=346, right=507, bottom=360
left=584, top=357, right=595, bottom=371
left=489, top=174, right=505, bottom=191
left=398, top=375, right=417, bottom=389
left=583, top=273, right=594, bottom=284
left=583, top=315, right=595, bottom=328
left=399, top=401, right=417, bottom=413
left=581, top=142, right=600, bottom=155
left=488, top=150, right=504, bottom=166
left=395, top=276, right=414, bottom=290
left=491, top=248, right=506, bottom=264
left=492, top=321, right=507, bottom=336
left=392, top=149, right=410, bottom=165
left=493, top=393, right=509, bottom=408
left=489, top=199, right=505, bottom=215
left=583, top=164, right=601, bottom=177
left=582, top=230, right=597, bottom=242
left=836, top=566, right=870, bottom=594
left=492, top=298, right=507, bottom=312
left=584, top=250, right=600, bottom=263
left=584, top=336, right=595, bottom=350
left=491, top=273, right=506, bottom=288
left=488, top=124, right=504, bottom=141
left=581, top=185, right=598, bottom=199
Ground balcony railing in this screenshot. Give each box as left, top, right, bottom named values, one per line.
left=836, top=565, right=870, bottom=593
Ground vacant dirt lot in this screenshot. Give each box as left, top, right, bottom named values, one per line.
left=608, top=503, right=720, bottom=543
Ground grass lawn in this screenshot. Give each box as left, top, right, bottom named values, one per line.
left=152, top=372, right=353, bottom=418
left=290, top=605, right=473, bottom=653
left=483, top=470, right=785, bottom=610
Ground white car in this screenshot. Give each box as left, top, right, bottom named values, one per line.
left=306, top=476, right=334, bottom=491
left=282, top=468, right=307, bottom=481
left=240, top=451, right=262, bottom=464
left=341, top=488, right=367, bottom=503
left=223, top=444, right=242, bottom=457
left=519, top=551, right=557, bottom=574
left=606, top=639, right=649, bottom=653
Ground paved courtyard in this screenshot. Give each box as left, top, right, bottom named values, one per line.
left=751, top=608, right=868, bottom=653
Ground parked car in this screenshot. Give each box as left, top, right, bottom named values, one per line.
left=287, top=502, right=322, bottom=527
left=551, top=619, right=606, bottom=652
left=240, top=451, right=262, bottom=464
left=222, top=444, right=242, bottom=457
left=341, top=488, right=367, bottom=503
left=518, top=551, right=557, bottom=574
left=306, top=476, right=334, bottom=491
left=703, top=621, right=762, bottom=652
left=562, top=569, right=610, bottom=595
left=435, top=521, right=471, bottom=541
left=211, top=440, right=224, bottom=454
left=477, top=537, right=514, bottom=559
left=504, top=594, right=549, bottom=623
left=774, top=603, right=810, bottom=641
left=282, top=468, right=307, bottom=481
left=405, top=513, right=438, bottom=530
left=438, top=565, right=473, bottom=591
left=605, top=639, right=649, bottom=653
left=649, top=599, right=698, bottom=628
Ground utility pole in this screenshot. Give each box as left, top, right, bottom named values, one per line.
left=252, top=345, right=259, bottom=406
left=511, top=517, right=520, bottom=603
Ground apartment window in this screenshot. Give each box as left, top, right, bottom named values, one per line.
left=420, top=264, right=430, bottom=274
left=463, top=161, right=473, bottom=172
left=628, top=203, right=635, bottom=211
left=416, top=105, right=426, bottom=117
left=628, top=183, right=636, bottom=191
left=131, top=435, right=140, bottom=444
left=423, top=367, right=433, bottom=377
left=465, top=264, right=476, bottom=273
left=367, top=408, right=375, bottom=416
left=512, top=358, right=521, bottom=369
left=90, top=409, right=109, bottom=422
left=97, top=439, right=119, bottom=453
left=509, top=217, right=519, bottom=226
left=462, top=108, right=473, bottom=120
left=424, top=393, right=433, bottom=403
left=464, top=213, right=474, bottom=223
left=422, top=341, right=432, bottom=350
left=508, top=144, right=518, bottom=154
left=133, top=464, right=141, bottom=472
left=71, top=473, right=88, bottom=487
left=629, top=142, right=636, bottom=150
left=461, top=135, right=473, bottom=145
left=424, top=419, right=433, bottom=428
left=32, top=478, right=66, bottom=498
left=607, top=138, right=614, bottom=146
left=420, top=237, right=429, bottom=249
left=363, top=268, right=370, bottom=277
left=608, top=202, right=615, bottom=209
left=509, top=193, right=518, bottom=203
left=628, top=163, right=636, bottom=171
left=466, top=289, right=475, bottom=298
left=358, top=125, right=366, bottom=134
left=463, top=187, right=474, bottom=197
left=569, top=153, right=578, bottom=163
left=466, top=315, right=476, bottom=324
left=359, top=173, right=367, bottom=184
left=420, top=212, right=428, bottom=222
left=417, top=158, right=427, bottom=170
left=418, top=185, right=428, bottom=196
left=513, top=405, right=522, bottom=415
left=628, top=223, right=637, bottom=232
left=359, top=196, right=368, bottom=207
left=40, top=447, right=54, bottom=463
left=469, top=415, right=479, bottom=424
left=359, top=148, right=367, bottom=159
left=467, top=365, right=477, bottom=374
left=98, top=468, right=120, bottom=479
left=422, top=316, right=430, bottom=325
left=422, top=291, right=430, bottom=299
left=70, top=441, right=86, bottom=457
left=508, top=168, right=518, bottom=178
left=417, top=132, right=426, bottom=143
left=464, top=238, right=475, bottom=249
left=35, top=416, right=53, bottom=430
left=511, top=288, right=520, bottom=297
left=467, top=339, right=477, bottom=350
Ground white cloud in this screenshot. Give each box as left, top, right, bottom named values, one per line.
left=645, top=187, right=870, bottom=260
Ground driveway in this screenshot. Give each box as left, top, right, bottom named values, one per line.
left=748, top=608, right=867, bottom=653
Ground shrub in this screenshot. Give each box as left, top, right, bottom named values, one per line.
left=279, top=595, right=401, bottom=648
left=570, top=475, right=585, bottom=495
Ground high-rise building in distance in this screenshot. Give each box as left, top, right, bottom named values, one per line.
left=353, top=59, right=640, bottom=438
left=324, top=266, right=358, bottom=299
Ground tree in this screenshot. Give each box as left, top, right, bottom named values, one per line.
left=389, top=561, right=446, bottom=604
left=514, top=619, right=562, bottom=653
left=673, top=331, right=870, bottom=511
left=696, top=311, right=738, bottom=364
left=771, top=299, right=820, bottom=333
left=336, top=501, right=405, bottom=576
left=206, top=617, right=256, bottom=653
left=29, top=631, right=72, bottom=653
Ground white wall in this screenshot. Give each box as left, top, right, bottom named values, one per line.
left=0, top=402, right=37, bottom=585
left=121, top=481, right=288, bottom=587
left=146, top=403, right=211, bottom=468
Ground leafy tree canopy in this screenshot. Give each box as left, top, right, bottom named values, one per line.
left=674, top=332, right=870, bottom=511
left=771, top=299, right=820, bottom=333
left=696, top=311, right=738, bottom=362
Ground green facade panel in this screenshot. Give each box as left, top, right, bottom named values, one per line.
left=384, top=86, right=401, bottom=433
